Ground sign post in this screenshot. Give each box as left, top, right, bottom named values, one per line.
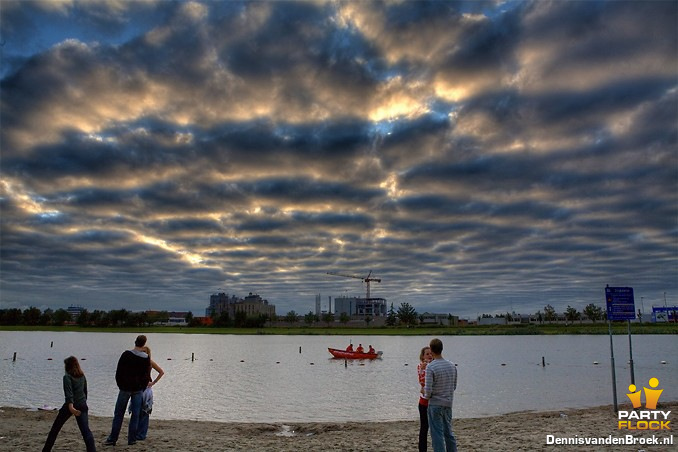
left=604, top=286, right=636, bottom=412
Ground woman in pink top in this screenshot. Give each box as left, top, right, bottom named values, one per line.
left=418, top=346, right=433, bottom=452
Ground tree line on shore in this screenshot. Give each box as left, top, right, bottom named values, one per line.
left=4, top=301, right=662, bottom=328
left=0, top=307, right=196, bottom=327
left=0, top=302, right=423, bottom=328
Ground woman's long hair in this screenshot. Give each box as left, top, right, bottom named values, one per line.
left=419, top=346, right=430, bottom=362
left=64, top=356, right=84, bottom=378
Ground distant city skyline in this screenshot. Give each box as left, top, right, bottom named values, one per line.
left=1, top=1, right=676, bottom=319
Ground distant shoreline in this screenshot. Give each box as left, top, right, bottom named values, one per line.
left=1, top=323, right=677, bottom=335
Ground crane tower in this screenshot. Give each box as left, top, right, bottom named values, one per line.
left=326, top=270, right=381, bottom=299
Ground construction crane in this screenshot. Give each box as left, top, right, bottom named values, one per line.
left=327, top=270, right=381, bottom=300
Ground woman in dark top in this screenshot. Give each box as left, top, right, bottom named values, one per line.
left=42, top=356, right=96, bottom=452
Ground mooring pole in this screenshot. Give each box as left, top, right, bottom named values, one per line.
left=627, top=320, right=635, bottom=386
left=608, top=320, right=618, bottom=412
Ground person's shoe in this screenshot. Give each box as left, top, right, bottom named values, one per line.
left=103, top=439, right=116, bottom=446
left=128, top=441, right=137, bottom=446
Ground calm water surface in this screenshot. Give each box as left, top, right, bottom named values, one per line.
left=1, top=332, right=676, bottom=423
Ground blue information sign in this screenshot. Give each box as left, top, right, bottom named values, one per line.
left=605, top=286, right=635, bottom=321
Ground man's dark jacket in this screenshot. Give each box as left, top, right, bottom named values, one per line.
left=115, top=350, right=150, bottom=392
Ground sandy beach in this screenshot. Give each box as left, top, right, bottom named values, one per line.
left=2, top=402, right=675, bottom=451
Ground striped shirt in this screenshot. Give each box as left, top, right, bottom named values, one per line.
left=423, top=358, right=457, bottom=408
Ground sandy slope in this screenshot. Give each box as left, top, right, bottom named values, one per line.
left=2, top=402, right=675, bottom=451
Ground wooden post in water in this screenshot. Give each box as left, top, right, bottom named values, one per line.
left=192, top=353, right=195, bottom=362
left=299, top=346, right=302, bottom=354
left=50, top=341, right=53, bottom=348
left=627, top=320, right=635, bottom=386
left=542, top=356, right=545, bottom=367
left=13, top=352, right=17, bottom=362
left=608, top=320, right=619, bottom=413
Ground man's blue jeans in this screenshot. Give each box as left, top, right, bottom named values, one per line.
left=107, top=390, right=142, bottom=444
left=428, top=404, right=457, bottom=452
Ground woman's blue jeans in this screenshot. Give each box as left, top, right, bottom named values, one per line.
left=42, top=402, right=96, bottom=452
left=136, top=410, right=150, bottom=440
left=107, top=390, right=142, bottom=444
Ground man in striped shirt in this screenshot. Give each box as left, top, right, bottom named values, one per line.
left=423, top=338, right=458, bottom=452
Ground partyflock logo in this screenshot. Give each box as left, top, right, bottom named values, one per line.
left=618, top=378, right=671, bottom=430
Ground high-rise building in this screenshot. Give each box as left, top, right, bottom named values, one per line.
left=206, top=292, right=275, bottom=318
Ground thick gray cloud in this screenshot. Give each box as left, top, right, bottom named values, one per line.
left=1, top=0, right=676, bottom=318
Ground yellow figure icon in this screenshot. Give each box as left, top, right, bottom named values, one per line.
left=643, top=378, right=663, bottom=410
left=626, top=384, right=642, bottom=409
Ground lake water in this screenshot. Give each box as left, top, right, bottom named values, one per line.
left=1, top=332, right=676, bottom=423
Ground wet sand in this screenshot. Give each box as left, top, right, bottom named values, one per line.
left=2, top=402, right=676, bottom=451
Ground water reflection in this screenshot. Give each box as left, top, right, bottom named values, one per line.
left=1, top=332, right=676, bottom=422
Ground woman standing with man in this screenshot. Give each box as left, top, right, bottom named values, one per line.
left=134, top=345, right=164, bottom=441
left=417, top=345, right=433, bottom=451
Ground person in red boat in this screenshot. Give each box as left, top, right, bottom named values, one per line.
left=356, top=344, right=364, bottom=353
left=368, top=345, right=375, bottom=354
left=345, top=343, right=354, bottom=352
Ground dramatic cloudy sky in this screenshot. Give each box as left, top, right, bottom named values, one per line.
left=1, top=1, right=676, bottom=319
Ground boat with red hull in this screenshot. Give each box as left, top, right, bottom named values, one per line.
left=328, top=348, right=382, bottom=360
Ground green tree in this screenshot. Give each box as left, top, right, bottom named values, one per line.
left=339, top=312, right=350, bottom=325
left=0, top=308, right=23, bottom=325
left=52, top=309, right=72, bottom=326
left=39, top=309, right=53, bottom=326
left=565, top=305, right=581, bottom=323
left=534, top=310, right=543, bottom=324
left=137, top=311, right=149, bottom=327
left=544, top=304, right=557, bottom=322
left=245, top=314, right=268, bottom=328
left=234, top=310, right=248, bottom=327
left=108, top=309, right=129, bottom=327
left=76, top=309, right=90, bottom=327
left=125, top=312, right=144, bottom=327
left=386, top=303, right=397, bottom=326
left=185, top=312, right=194, bottom=325
left=285, top=310, right=298, bottom=324
left=321, top=312, right=334, bottom=327
left=147, top=311, right=169, bottom=325
left=304, top=311, right=318, bottom=325
left=90, top=310, right=109, bottom=327
left=583, top=303, right=603, bottom=323
left=397, top=302, right=418, bottom=326
left=364, top=315, right=372, bottom=326
left=213, top=311, right=230, bottom=327
left=23, top=307, right=42, bottom=325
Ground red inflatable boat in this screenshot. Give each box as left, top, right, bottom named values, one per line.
left=328, top=348, right=382, bottom=360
